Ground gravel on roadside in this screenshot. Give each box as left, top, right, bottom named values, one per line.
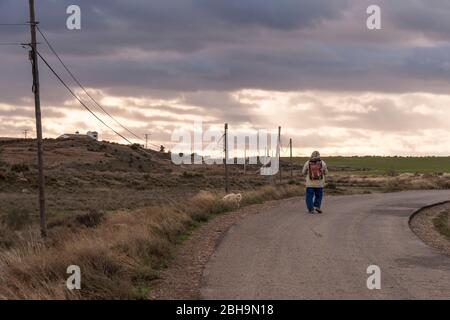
left=410, top=202, right=450, bottom=256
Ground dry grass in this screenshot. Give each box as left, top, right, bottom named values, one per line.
left=0, top=207, right=188, bottom=299
left=331, top=173, right=450, bottom=192
left=0, top=184, right=303, bottom=300
left=433, top=210, right=450, bottom=241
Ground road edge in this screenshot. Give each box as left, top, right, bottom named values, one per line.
left=148, top=197, right=301, bottom=299
left=408, top=200, right=450, bottom=224
left=408, top=200, right=450, bottom=256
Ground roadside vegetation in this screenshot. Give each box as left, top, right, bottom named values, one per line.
left=0, top=185, right=303, bottom=299
left=433, top=210, right=450, bottom=241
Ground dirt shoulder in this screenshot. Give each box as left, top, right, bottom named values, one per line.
left=148, top=198, right=297, bottom=299
left=410, top=201, right=450, bottom=256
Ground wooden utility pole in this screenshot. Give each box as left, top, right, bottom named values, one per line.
left=243, top=147, right=246, bottom=175
left=278, top=126, right=281, bottom=183
left=224, top=123, right=229, bottom=193
left=289, top=138, right=293, bottom=178
left=28, top=0, right=47, bottom=237
left=144, top=133, right=151, bottom=149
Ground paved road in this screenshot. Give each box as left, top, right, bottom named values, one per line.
left=201, top=190, right=450, bottom=299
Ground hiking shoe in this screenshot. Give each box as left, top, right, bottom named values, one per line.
left=315, top=207, right=323, bottom=214
left=308, top=210, right=315, bottom=214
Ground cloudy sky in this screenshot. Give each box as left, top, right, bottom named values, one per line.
left=1, top=0, right=450, bottom=156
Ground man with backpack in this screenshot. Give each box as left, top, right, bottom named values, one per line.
left=302, top=151, right=328, bottom=214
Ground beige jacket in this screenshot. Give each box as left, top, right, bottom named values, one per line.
left=302, top=160, right=328, bottom=188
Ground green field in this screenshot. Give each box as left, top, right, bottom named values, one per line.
left=287, top=156, right=450, bottom=175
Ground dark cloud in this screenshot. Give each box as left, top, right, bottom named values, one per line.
left=384, top=0, right=450, bottom=41
left=1, top=0, right=450, bottom=100
left=1, top=0, right=450, bottom=155
left=0, top=0, right=348, bottom=54
left=198, top=0, right=348, bottom=30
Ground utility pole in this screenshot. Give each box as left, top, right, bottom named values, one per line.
left=224, top=123, right=229, bottom=193
left=278, top=126, right=281, bottom=183
left=23, top=129, right=29, bottom=139
left=28, top=0, right=47, bottom=237
left=290, top=138, right=293, bottom=178
left=144, top=133, right=151, bottom=149
left=243, top=147, right=246, bottom=175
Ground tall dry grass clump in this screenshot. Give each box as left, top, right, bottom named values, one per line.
left=0, top=185, right=303, bottom=300
left=183, top=190, right=233, bottom=221
left=0, top=207, right=190, bottom=299
left=382, top=173, right=450, bottom=192
left=242, top=185, right=303, bottom=206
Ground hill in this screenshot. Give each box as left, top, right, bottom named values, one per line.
left=0, top=138, right=271, bottom=226
left=1, top=138, right=450, bottom=232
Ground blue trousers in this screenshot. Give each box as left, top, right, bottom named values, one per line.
left=306, top=187, right=323, bottom=211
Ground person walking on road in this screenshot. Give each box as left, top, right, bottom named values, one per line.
left=302, top=151, right=328, bottom=214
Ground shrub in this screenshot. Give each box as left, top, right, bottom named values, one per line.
left=184, top=191, right=229, bottom=222
left=48, top=210, right=107, bottom=231
left=74, top=210, right=105, bottom=228
left=1, top=209, right=32, bottom=230
left=0, top=225, right=18, bottom=249
left=10, top=163, right=29, bottom=173
left=437, top=178, right=450, bottom=189
left=0, top=160, right=9, bottom=168
left=327, top=181, right=337, bottom=190
left=182, top=171, right=204, bottom=179
left=433, top=211, right=450, bottom=241
left=384, top=179, right=401, bottom=192
left=385, top=169, right=397, bottom=177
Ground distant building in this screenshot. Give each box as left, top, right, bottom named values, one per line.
left=87, top=131, right=98, bottom=140
left=58, top=131, right=99, bottom=141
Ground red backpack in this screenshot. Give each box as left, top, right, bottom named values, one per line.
left=309, top=160, right=323, bottom=180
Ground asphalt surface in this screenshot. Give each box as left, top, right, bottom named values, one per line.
left=201, top=190, right=450, bottom=299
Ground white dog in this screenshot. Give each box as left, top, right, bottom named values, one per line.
left=222, top=193, right=243, bottom=209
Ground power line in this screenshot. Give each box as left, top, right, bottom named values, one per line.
left=36, top=26, right=144, bottom=142
left=36, top=50, right=164, bottom=155
left=36, top=50, right=135, bottom=145
left=4, top=24, right=161, bottom=153
left=148, top=142, right=160, bottom=149
left=0, top=42, right=24, bottom=45
left=217, top=133, right=225, bottom=145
